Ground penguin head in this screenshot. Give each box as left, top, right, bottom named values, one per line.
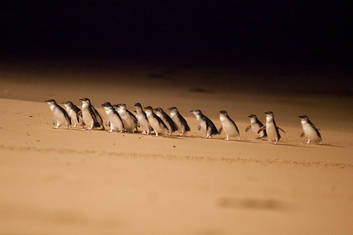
left=144, top=106, right=153, bottom=115
left=63, top=101, right=73, bottom=109
left=79, top=98, right=90, bottom=103
left=119, top=104, right=127, bottom=111
left=134, top=102, right=142, bottom=108
left=298, top=115, right=309, bottom=119
left=154, top=107, right=164, bottom=114
left=219, top=110, right=228, bottom=118
left=79, top=98, right=91, bottom=108
left=298, top=115, right=310, bottom=123
left=45, top=99, right=56, bottom=105
left=168, top=107, right=178, bottom=116
left=102, top=102, right=113, bottom=112
left=190, top=109, right=202, bottom=118
left=248, top=114, right=257, bottom=122
left=265, top=111, right=274, bottom=121
left=101, top=102, right=112, bottom=108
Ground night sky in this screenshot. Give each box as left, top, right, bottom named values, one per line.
left=1, top=1, right=352, bottom=66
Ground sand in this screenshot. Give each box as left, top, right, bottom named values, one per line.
left=0, top=64, right=352, bottom=235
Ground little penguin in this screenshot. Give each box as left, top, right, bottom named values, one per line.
left=258, top=111, right=285, bottom=144
left=154, top=107, right=178, bottom=135
left=134, top=102, right=152, bottom=135
left=144, top=106, right=169, bottom=136
left=102, top=102, right=124, bottom=133
left=79, top=98, right=104, bottom=130
left=63, top=101, right=82, bottom=128
left=191, top=109, right=218, bottom=138
left=219, top=110, right=240, bottom=141
left=167, top=107, right=190, bottom=136
left=299, top=115, right=322, bottom=144
left=245, top=114, right=267, bottom=139
left=45, top=99, right=71, bottom=128
left=115, top=104, right=138, bottom=133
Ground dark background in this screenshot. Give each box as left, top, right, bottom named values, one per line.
left=1, top=1, right=352, bottom=88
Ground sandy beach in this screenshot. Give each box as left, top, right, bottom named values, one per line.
left=0, top=64, right=352, bottom=234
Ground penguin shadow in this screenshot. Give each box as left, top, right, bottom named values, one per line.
left=214, top=138, right=257, bottom=144
left=269, top=142, right=304, bottom=148
left=177, top=135, right=257, bottom=144
left=316, top=143, right=343, bottom=148
left=63, top=127, right=106, bottom=132
left=217, top=197, right=286, bottom=211
left=161, top=135, right=183, bottom=139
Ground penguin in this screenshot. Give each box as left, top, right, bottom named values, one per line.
left=245, top=114, right=267, bottom=139
left=167, top=107, right=190, bottom=136
left=218, top=110, right=240, bottom=141
left=154, top=107, right=178, bottom=135
left=63, top=101, right=82, bottom=128
left=102, top=102, right=125, bottom=133
left=45, top=99, right=71, bottom=128
left=144, top=106, right=169, bottom=136
left=134, top=102, right=152, bottom=135
left=191, top=109, right=218, bottom=138
left=298, top=115, right=322, bottom=144
left=79, top=98, right=104, bottom=130
left=258, top=111, right=285, bottom=144
left=114, top=104, right=138, bottom=133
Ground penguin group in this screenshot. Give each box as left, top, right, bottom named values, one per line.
left=45, top=98, right=323, bottom=145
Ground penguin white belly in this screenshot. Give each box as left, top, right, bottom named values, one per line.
left=199, top=120, right=207, bottom=132
left=82, top=109, right=94, bottom=128
left=266, top=123, right=277, bottom=141
left=120, top=113, right=134, bottom=131
left=303, top=123, right=320, bottom=141
left=54, top=108, right=68, bottom=125
left=171, top=116, right=182, bottom=131
left=137, top=114, right=149, bottom=129
left=68, top=110, right=78, bottom=125
left=251, top=123, right=260, bottom=134
left=109, top=115, right=124, bottom=131
left=150, top=118, right=163, bottom=133
left=252, top=124, right=265, bottom=137
left=222, top=120, right=237, bottom=136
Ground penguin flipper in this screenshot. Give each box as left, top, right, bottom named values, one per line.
left=245, top=125, right=251, bottom=132
left=91, top=106, right=105, bottom=129
left=77, top=110, right=83, bottom=123
left=257, top=126, right=266, bottom=134
left=278, top=127, right=286, bottom=133
left=178, top=113, right=190, bottom=132
left=128, top=110, right=138, bottom=125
